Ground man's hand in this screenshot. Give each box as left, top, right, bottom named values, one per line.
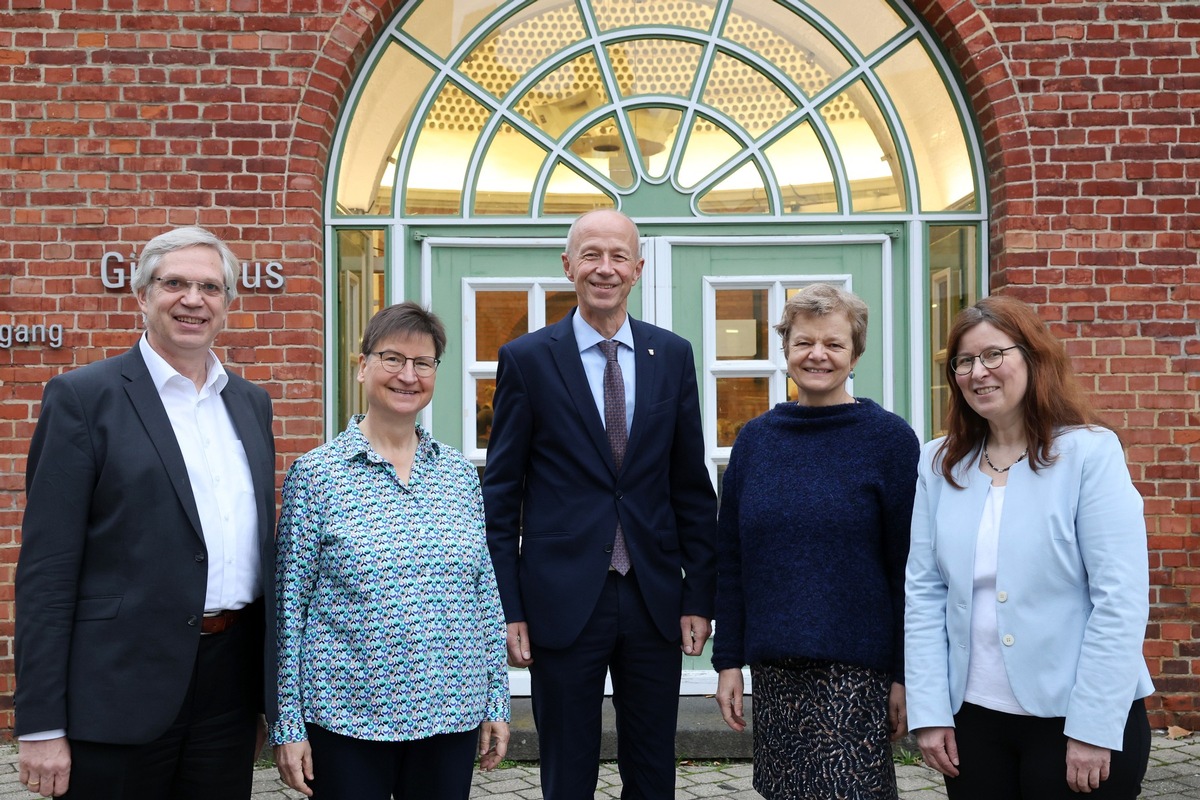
left=680, top=615, right=711, bottom=655
left=506, top=621, right=533, bottom=667
left=478, top=721, right=511, bottom=771
left=18, top=737, right=71, bottom=797
left=1066, top=738, right=1111, bottom=793
left=715, top=669, right=747, bottom=732
left=274, top=740, right=315, bottom=797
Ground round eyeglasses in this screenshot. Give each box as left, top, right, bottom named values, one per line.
left=372, top=351, right=440, bottom=377
left=949, top=345, right=1022, bottom=375
left=151, top=276, right=228, bottom=298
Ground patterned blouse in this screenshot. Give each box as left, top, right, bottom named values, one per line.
left=269, top=416, right=509, bottom=746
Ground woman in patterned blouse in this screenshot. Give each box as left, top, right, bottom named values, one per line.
left=270, top=302, right=510, bottom=799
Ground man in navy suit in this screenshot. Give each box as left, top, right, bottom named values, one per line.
left=484, top=210, right=717, bottom=799
left=15, top=227, right=276, bottom=799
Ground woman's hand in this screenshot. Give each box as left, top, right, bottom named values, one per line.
left=478, top=721, right=510, bottom=771
left=1066, top=738, right=1110, bottom=793
left=715, top=668, right=747, bottom=732
left=888, top=682, right=908, bottom=741
left=274, top=740, right=315, bottom=797
left=915, top=726, right=960, bottom=777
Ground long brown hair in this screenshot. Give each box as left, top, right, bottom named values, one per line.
left=937, top=295, right=1099, bottom=486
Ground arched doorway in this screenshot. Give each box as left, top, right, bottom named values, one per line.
left=324, top=0, right=987, bottom=691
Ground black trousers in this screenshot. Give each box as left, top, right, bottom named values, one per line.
left=305, top=724, right=478, bottom=800
left=530, top=570, right=682, bottom=800
left=63, top=604, right=263, bottom=800
left=945, top=700, right=1151, bottom=800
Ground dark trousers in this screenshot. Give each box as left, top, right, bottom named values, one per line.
left=63, top=605, right=263, bottom=800
left=305, top=724, right=478, bottom=800
left=945, top=700, right=1151, bottom=800
left=530, top=571, right=681, bottom=800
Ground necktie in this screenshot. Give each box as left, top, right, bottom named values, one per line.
left=598, top=340, right=630, bottom=575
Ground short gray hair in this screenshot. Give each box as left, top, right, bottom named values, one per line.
left=774, top=283, right=869, bottom=359
left=132, top=226, right=240, bottom=300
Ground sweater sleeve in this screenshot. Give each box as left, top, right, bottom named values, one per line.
left=712, top=436, right=747, bottom=672
left=881, top=419, right=920, bottom=683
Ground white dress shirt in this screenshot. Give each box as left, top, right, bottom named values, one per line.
left=139, top=335, right=261, bottom=611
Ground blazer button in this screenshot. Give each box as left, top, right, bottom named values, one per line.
left=195, top=553, right=206, bottom=563
left=615, top=491, right=623, bottom=500
left=1002, top=634, right=1015, bottom=646
left=997, top=590, right=1008, bottom=602
left=187, top=615, right=198, bottom=627
left=604, top=544, right=613, bottom=553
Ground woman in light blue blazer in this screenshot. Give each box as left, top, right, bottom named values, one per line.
left=905, top=295, right=1153, bottom=799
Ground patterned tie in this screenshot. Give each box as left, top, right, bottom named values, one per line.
left=598, top=340, right=631, bottom=575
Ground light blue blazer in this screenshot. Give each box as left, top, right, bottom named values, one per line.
left=904, top=426, right=1154, bottom=750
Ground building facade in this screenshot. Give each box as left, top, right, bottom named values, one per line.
left=0, top=0, right=1197, bottom=731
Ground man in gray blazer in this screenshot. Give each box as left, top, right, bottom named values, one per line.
left=15, top=227, right=277, bottom=799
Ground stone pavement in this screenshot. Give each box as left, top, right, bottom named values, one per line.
left=0, top=733, right=1197, bottom=799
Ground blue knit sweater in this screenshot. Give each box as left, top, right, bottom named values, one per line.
left=712, top=398, right=919, bottom=681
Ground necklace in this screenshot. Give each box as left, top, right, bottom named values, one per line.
left=983, top=444, right=1028, bottom=473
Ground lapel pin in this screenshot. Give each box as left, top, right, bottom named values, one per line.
left=648, top=349, right=655, bottom=356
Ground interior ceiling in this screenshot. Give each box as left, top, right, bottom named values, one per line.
left=425, top=1, right=859, bottom=137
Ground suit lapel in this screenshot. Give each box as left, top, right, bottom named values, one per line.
left=220, top=378, right=273, bottom=545
left=625, top=319, right=657, bottom=461
left=120, top=347, right=205, bottom=540
left=549, top=312, right=618, bottom=474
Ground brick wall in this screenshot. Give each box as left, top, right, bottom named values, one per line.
left=0, top=0, right=1196, bottom=734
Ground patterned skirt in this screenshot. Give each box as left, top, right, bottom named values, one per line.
left=750, top=658, right=898, bottom=800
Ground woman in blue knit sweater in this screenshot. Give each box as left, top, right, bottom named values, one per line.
left=713, top=284, right=919, bottom=799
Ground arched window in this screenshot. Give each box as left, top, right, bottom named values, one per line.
left=327, top=0, right=984, bottom=450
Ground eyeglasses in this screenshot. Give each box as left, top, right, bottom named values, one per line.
left=372, top=351, right=440, bottom=377
left=950, top=345, right=1022, bottom=375
left=151, top=276, right=228, bottom=298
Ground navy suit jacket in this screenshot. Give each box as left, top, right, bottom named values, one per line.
left=15, top=344, right=277, bottom=743
left=483, top=310, right=717, bottom=649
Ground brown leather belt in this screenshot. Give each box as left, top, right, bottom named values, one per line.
left=201, top=608, right=242, bottom=635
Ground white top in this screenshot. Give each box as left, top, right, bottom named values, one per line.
left=963, top=483, right=1030, bottom=715
left=140, top=335, right=261, bottom=611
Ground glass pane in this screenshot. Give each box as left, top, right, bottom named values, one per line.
left=458, top=0, right=587, bottom=101
left=546, top=290, right=576, bottom=324
left=716, top=377, right=769, bottom=446
left=594, top=0, right=718, bottom=32
left=678, top=116, right=743, bottom=189
left=805, top=0, right=906, bottom=58
left=606, top=39, right=704, bottom=100
left=336, top=43, right=433, bottom=216
left=929, top=225, right=978, bottom=435
left=336, top=229, right=387, bottom=428
left=569, top=114, right=636, bottom=189
left=702, top=52, right=797, bottom=138
left=724, top=0, right=849, bottom=97
left=876, top=39, right=976, bottom=211
left=476, top=378, right=497, bottom=449
left=634, top=108, right=683, bottom=179
left=766, top=121, right=838, bottom=213
left=697, top=162, right=769, bottom=214
left=475, top=290, right=529, bottom=360
left=823, top=80, right=905, bottom=212
left=544, top=162, right=616, bottom=215
left=517, top=53, right=609, bottom=139
left=405, top=81, right=490, bottom=216
left=400, top=0, right=503, bottom=60
left=715, top=289, right=769, bottom=359
left=474, top=133, right=548, bottom=215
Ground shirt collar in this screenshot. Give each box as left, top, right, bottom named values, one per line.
left=333, top=414, right=438, bottom=462
left=138, top=334, right=227, bottom=394
left=572, top=309, right=634, bottom=354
